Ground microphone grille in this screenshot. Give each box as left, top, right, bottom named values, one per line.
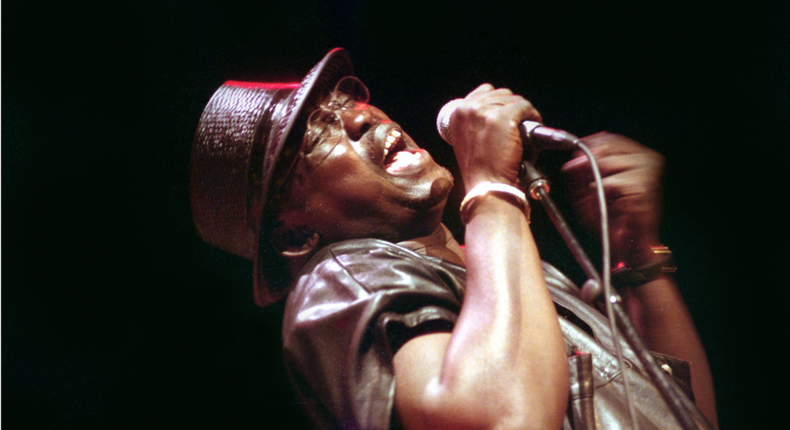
left=436, top=99, right=463, bottom=145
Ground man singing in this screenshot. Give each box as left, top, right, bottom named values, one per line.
left=190, top=48, right=717, bottom=430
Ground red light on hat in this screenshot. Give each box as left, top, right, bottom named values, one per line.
left=224, top=81, right=301, bottom=90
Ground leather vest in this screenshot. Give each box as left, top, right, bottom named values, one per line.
left=282, top=239, right=697, bottom=429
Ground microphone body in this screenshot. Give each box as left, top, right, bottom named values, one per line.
left=518, top=121, right=579, bottom=151
left=436, top=99, right=579, bottom=152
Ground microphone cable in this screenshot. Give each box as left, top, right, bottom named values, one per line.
left=569, top=139, right=641, bottom=430
left=439, top=100, right=711, bottom=428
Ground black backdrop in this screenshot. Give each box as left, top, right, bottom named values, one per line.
left=4, top=1, right=787, bottom=428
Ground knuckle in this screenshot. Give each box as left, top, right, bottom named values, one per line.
left=478, top=83, right=495, bottom=92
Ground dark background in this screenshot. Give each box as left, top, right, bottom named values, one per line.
left=4, top=1, right=787, bottom=428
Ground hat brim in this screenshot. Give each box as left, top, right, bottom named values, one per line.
left=252, top=48, right=354, bottom=307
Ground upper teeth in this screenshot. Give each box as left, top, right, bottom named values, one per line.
left=383, top=129, right=402, bottom=159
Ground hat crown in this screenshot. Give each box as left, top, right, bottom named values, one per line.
left=191, top=83, right=297, bottom=259
left=189, top=48, right=353, bottom=306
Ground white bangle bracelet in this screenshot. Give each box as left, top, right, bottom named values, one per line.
left=460, top=182, right=530, bottom=224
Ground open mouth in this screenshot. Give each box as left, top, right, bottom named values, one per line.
left=382, top=128, right=404, bottom=162
left=383, top=128, right=422, bottom=173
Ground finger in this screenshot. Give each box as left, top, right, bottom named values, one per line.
left=564, top=132, right=649, bottom=169
left=461, top=92, right=542, bottom=128
left=466, top=83, right=497, bottom=98
left=580, top=132, right=646, bottom=154
left=565, top=153, right=654, bottom=179
left=562, top=159, right=643, bottom=200
left=565, top=166, right=645, bottom=204
left=562, top=149, right=663, bottom=193
left=465, top=89, right=516, bottom=107
left=455, top=88, right=515, bottom=115
left=580, top=171, right=652, bottom=200
left=570, top=189, right=654, bottom=231
left=483, top=94, right=542, bottom=123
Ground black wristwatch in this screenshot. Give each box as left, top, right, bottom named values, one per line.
left=612, top=246, right=677, bottom=288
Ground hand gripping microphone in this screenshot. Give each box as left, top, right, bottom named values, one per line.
left=436, top=99, right=580, bottom=152
left=438, top=98, right=714, bottom=430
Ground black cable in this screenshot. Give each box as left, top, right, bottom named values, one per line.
left=520, top=151, right=714, bottom=430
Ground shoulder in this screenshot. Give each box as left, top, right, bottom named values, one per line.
left=281, top=239, right=464, bottom=430
left=297, top=238, right=464, bottom=296
left=283, top=239, right=465, bottom=330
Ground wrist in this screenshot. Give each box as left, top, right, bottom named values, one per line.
left=461, top=163, right=521, bottom=191
left=460, top=182, right=530, bottom=225
left=463, top=174, right=518, bottom=192
left=612, top=245, right=676, bottom=289
left=617, top=232, right=663, bottom=268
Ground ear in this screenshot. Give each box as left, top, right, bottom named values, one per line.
left=271, top=225, right=321, bottom=258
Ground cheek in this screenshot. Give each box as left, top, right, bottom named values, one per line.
left=309, top=144, right=363, bottom=186
left=306, top=151, right=378, bottom=204
left=329, top=143, right=348, bottom=158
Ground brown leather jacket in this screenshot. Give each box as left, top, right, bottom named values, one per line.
left=282, top=239, right=695, bottom=430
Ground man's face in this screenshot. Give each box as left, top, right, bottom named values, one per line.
left=281, top=78, right=454, bottom=245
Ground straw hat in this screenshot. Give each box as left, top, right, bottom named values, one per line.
left=191, top=48, right=353, bottom=306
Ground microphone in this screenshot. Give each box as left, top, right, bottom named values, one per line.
left=436, top=99, right=579, bottom=152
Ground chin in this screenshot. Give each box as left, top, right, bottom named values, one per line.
left=405, top=175, right=452, bottom=209
left=403, top=177, right=453, bottom=236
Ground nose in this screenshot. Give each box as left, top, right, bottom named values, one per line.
left=339, top=105, right=384, bottom=141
